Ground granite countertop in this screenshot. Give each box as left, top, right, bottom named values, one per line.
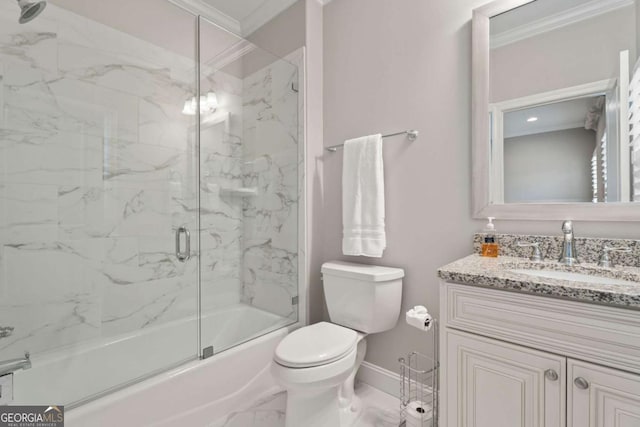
left=438, top=254, right=640, bottom=310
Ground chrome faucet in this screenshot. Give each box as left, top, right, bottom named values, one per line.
left=516, top=241, right=543, bottom=261
left=0, top=352, right=31, bottom=376
left=598, top=245, right=631, bottom=268
left=558, top=220, right=579, bottom=266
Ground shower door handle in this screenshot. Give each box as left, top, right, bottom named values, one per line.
left=175, top=226, right=191, bottom=262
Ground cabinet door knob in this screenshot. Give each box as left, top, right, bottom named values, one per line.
left=574, top=377, right=589, bottom=390
left=545, top=369, right=558, bottom=381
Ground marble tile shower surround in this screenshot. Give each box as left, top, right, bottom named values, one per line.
left=0, top=2, right=202, bottom=362
left=474, top=233, right=640, bottom=267
left=0, top=0, right=300, bottom=366
left=199, top=78, right=245, bottom=317
left=240, top=52, right=300, bottom=319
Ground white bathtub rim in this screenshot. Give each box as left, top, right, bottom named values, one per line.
left=66, top=321, right=302, bottom=425
left=13, top=304, right=291, bottom=407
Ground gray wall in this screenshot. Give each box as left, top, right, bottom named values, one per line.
left=243, top=1, right=306, bottom=77
left=504, top=128, right=596, bottom=203
left=322, top=0, right=640, bottom=373
left=248, top=0, right=306, bottom=58
left=491, top=6, right=636, bottom=103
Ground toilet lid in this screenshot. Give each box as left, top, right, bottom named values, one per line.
left=274, top=322, right=358, bottom=368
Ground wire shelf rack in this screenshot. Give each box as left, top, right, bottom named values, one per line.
left=398, top=320, right=438, bottom=427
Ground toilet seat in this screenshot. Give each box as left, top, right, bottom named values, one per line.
left=275, top=322, right=358, bottom=368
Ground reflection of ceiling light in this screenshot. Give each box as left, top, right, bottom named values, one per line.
left=182, top=92, right=218, bottom=115
left=527, top=116, right=538, bottom=122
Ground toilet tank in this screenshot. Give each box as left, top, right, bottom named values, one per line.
left=321, top=261, right=404, bottom=334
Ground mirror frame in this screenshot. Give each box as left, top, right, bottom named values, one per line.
left=472, top=0, right=640, bottom=221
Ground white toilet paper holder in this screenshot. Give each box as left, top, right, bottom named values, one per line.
left=398, top=319, right=438, bottom=427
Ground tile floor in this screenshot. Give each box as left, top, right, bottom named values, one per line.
left=211, top=382, right=401, bottom=427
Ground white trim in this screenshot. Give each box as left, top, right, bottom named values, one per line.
left=619, top=50, right=631, bottom=202
left=356, top=361, right=401, bottom=398
left=241, top=0, right=300, bottom=36
left=491, top=79, right=614, bottom=112
left=492, top=79, right=614, bottom=138
left=201, top=40, right=256, bottom=71
left=473, top=1, right=537, bottom=221
left=473, top=1, right=640, bottom=220
left=357, top=361, right=437, bottom=403
left=490, top=105, right=505, bottom=204
left=316, top=0, right=335, bottom=5
left=168, top=0, right=242, bottom=35
left=491, top=0, right=634, bottom=49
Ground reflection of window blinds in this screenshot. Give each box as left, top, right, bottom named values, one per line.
left=592, top=135, right=608, bottom=203
left=591, top=151, right=598, bottom=203
left=630, top=65, right=640, bottom=201
left=601, top=134, right=607, bottom=201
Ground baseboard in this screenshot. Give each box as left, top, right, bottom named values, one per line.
left=356, top=361, right=401, bottom=398
left=357, top=360, right=438, bottom=402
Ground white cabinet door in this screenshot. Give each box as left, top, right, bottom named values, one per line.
left=569, top=359, right=640, bottom=427
left=446, top=330, right=566, bottom=427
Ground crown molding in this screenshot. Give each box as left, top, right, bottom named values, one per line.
left=491, top=0, right=634, bottom=49
left=241, top=0, right=300, bottom=35
left=316, top=0, right=335, bottom=5
left=168, top=0, right=242, bottom=35
left=202, top=39, right=256, bottom=71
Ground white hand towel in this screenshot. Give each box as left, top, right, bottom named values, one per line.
left=342, top=134, right=386, bottom=257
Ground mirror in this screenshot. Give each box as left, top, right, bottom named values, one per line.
left=473, top=0, right=640, bottom=220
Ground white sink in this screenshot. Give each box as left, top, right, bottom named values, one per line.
left=509, top=269, right=637, bottom=286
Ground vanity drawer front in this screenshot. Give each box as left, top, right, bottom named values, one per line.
left=441, top=282, right=640, bottom=375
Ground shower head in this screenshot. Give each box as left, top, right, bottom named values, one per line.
left=17, top=0, right=47, bottom=24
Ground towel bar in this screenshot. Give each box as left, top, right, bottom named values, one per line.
left=325, top=129, right=418, bottom=152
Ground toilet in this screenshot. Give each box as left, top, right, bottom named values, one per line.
left=272, top=261, right=404, bottom=427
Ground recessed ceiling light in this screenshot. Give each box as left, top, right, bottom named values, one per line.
left=527, top=116, right=538, bottom=122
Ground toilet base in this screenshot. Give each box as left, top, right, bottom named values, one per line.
left=339, top=336, right=367, bottom=411
left=339, top=394, right=363, bottom=426
left=276, top=334, right=369, bottom=427
left=285, top=385, right=342, bottom=427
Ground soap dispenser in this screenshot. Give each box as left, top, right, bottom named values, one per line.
left=481, top=217, right=499, bottom=258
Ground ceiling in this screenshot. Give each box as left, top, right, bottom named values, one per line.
left=50, top=0, right=242, bottom=62
left=504, top=96, right=600, bottom=139
left=186, top=0, right=300, bottom=35
left=48, top=0, right=304, bottom=75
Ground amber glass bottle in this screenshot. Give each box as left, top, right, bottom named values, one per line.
left=481, top=217, right=499, bottom=257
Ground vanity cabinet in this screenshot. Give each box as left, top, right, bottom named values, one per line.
left=446, top=330, right=565, bottom=427
left=568, top=360, right=640, bottom=427
left=440, top=282, right=640, bottom=427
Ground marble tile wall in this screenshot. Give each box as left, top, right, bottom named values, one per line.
left=240, top=52, right=301, bottom=319
left=0, top=2, right=205, bottom=361
left=0, top=1, right=302, bottom=365
left=199, top=73, right=245, bottom=313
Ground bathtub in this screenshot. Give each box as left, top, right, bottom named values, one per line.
left=12, top=304, right=295, bottom=425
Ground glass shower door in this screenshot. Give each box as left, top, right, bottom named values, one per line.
left=198, top=17, right=300, bottom=356
left=0, top=0, right=199, bottom=406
